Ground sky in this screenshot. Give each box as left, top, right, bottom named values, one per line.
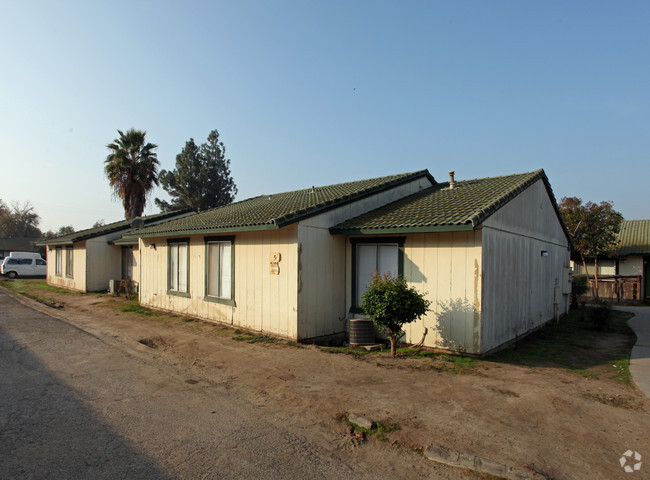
left=1, top=1, right=649, bottom=232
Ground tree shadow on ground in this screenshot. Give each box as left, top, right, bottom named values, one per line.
left=484, top=309, right=636, bottom=372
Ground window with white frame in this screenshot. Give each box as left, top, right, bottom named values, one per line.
left=55, top=247, right=62, bottom=276
left=352, top=238, right=403, bottom=308
left=168, top=240, right=189, bottom=293
left=206, top=238, right=233, bottom=301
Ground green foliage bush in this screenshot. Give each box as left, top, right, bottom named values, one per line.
left=360, top=272, right=430, bottom=357
left=589, top=301, right=612, bottom=331
left=571, top=274, right=590, bottom=308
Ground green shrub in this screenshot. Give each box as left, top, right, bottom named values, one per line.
left=360, top=272, right=430, bottom=357
left=571, top=274, right=590, bottom=308
left=589, top=301, right=612, bottom=331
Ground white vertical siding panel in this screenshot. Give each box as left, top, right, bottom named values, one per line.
left=296, top=224, right=347, bottom=340
left=391, top=230, right=483, bottom=353
left=480, top=179, right=571, bottom=353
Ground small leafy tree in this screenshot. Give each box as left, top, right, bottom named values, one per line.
left=361, top=272, right=430, bottom=357
left=559, top=197, right=623, bottom=299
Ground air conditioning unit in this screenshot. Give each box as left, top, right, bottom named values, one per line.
left=108, top=279, right=120, bottom=294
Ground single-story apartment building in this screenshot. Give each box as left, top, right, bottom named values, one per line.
left=0, top=237, right=42, bottom=259
left=123, top=169, right=571, bottom=355
left=572, top=219, right=650, bottom=301
left=38, top=210, right=192, bottom=292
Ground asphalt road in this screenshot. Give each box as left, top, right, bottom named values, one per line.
left=0, top=290, right=405, bottom=479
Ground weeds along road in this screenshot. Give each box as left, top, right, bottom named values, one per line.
left=0, top=289, right=433, bottom=480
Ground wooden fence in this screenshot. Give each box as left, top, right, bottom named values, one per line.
left=580, top=275, right=643, bottom=302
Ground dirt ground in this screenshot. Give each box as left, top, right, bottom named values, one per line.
left=6, top=285, right=650, bottom=480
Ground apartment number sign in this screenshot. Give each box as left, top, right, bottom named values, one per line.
left=270, top=252, right=281, bottom=275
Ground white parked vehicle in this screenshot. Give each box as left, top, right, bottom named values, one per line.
left=1, top=252, right=47, bottom=278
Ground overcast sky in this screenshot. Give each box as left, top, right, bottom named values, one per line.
left=1, top=1, right=648, bottom=232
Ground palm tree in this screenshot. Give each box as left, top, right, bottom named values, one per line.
left=105, top=129, right=160, bottom=219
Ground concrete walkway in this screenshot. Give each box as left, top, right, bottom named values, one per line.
left=613, top=306, right=650, bottom=398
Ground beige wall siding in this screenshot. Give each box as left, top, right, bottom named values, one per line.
left=85, top=235, right=122, bottom=292
left=139, top=226, right=299, bottom=338
left=46, top=243, right=87, bottom=292
left=403, top=231, right=483, bottom=353
left=345, top=231, right=483, bottom=353
left=481, top=180, right=570, bottom=353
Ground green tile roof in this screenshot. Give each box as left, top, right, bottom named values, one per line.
left=331, top=169, right=564, bottom=234
left=127, top=170, right=433, bottom=238
left=37, top=210, right=193, bottom=246
left=617, top=220, right=650, bottom=255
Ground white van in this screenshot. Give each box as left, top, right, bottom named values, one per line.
left=1, top=252, right=47, bottom=278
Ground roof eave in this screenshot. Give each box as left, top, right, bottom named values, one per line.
left=37, top=239, right=75, bottom=246
left=124, top=222, right=282, bottom=239
left=330, top=223, right=475, bottom=235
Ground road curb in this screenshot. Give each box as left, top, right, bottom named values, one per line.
left=424, top=444, right=548, bottom=480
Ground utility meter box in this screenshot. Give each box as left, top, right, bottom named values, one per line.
left=562, top=267, right=573, bottom=295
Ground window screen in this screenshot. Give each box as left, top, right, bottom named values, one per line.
left=169, top=242, right=188, bottom=292
left=65, top=247, right=73, bottom=277
left=55, top=248, right=62, bottom=276
left=207, top=241, right=232, bottom=299
left=356, top=243, right=398, bottom=306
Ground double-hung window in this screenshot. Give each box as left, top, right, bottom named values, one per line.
left=55, top=247, right=62, bottom=276
left=168, top=239, right=189, bottom=295
left=351, top=238, right=404, bottom=310
left=205, top=236, right=234, bottom=305
left=65, top=246, right=73, bottom=278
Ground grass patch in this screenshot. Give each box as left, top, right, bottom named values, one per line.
left=488, top=308, right=636, bottom=385
left=232, top=332, right=280, bottom=344
left=0, top=278, right=70, bottom=308
left=572, top=369, right=600, bottom=379
left=0, top=278, right=74, bottom=295
left=319, top=346, right=372, bottom=357
left=320, top=344, right=480, bottom=374
left=121, top=301, right=154, bottom=316
left=610, top=358, right=633, bottom=386
left=0, top=278, right=29, bottom=295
